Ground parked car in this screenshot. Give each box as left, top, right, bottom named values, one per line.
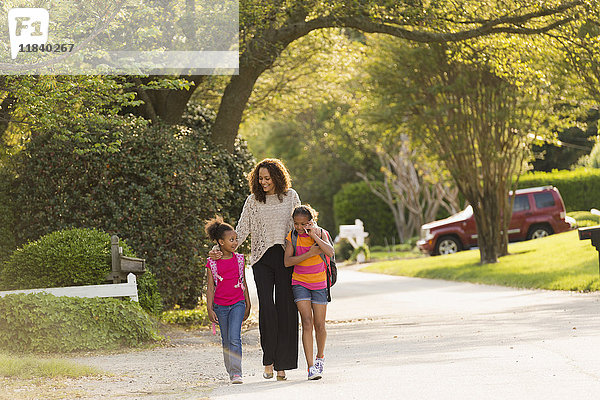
left=417, top=186, right=574, bottom=255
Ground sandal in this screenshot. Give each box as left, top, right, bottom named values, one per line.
left=263, top=365, right=274, bottom=379
left=276, top=372, right=287, bottom=381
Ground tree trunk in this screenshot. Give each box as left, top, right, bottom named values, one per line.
left=212, top=66, right=264, bottom=151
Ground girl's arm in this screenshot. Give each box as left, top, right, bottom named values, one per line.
left=206, top=269, right=218, bottom=323
left=243, top=267, right=251, bottom=321
left=309, top=226, right=334, bottom=258
left=283, top=238, right=323, bottom=267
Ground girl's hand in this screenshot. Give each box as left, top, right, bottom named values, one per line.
left=208, top=245, right=223, bottom=260
left=244, top=305, right=251, bottom=321
left=208, top=308, right=218, bottom=324
left=307, top=244, right=324, bottom=256
left=305, top=221, right=321, bottom=240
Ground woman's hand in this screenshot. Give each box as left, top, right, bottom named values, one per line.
left=244, top=304, right=251, bottom=321
left=208, top=245, right=222, bottom=260
left=208, top=308, right=218, bottom=324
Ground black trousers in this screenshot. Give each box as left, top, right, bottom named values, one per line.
left=252, top=245, right=299, bottom=371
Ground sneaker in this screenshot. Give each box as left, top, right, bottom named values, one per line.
left=231, top=375, right=243, bottom=384
left=314, top=357, right=324, bottom=374
left=308, top=365, right=322, bottom=380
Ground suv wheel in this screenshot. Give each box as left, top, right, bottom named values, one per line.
left=435, top=236, right=461, bottom=255
left=527, top=225, right=553, bottom=240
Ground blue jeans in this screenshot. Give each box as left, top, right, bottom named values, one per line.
left=213, top=300, right=245, bottom=378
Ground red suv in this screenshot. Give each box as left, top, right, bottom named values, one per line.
left=417, top=186, right=573, bottom=255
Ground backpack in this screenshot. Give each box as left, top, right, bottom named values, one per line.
left=207, top=253, right=245, bottom=291
left=290, top=228, right=337, bottom=302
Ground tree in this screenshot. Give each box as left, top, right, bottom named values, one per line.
left=356, top=133, right=460, bottom=243
left=368, top=40, right=546, bottom=263
left=1, top=1, right=588, bottom=151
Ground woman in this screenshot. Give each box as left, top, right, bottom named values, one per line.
left=210, top=158, right=300, bottom=380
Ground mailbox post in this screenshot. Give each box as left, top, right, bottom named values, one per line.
left=108, top=235, right=146, bottom=283
left=578, top=226, right=600, bottom=276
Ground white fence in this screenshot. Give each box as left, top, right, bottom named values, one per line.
left=0, top=273, right=139, bottom=301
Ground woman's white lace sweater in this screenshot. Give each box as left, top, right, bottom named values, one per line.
left=236, top=188, right=301, bottom=266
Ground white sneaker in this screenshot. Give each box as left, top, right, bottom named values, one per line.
left=314, top=357, right=324, bottom=374
left=231, top=375, right=243, bottom=384
left=308, top=365, right=322, bottom=380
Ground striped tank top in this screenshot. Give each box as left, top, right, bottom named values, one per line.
left=286, top=231, right=327, bottom=290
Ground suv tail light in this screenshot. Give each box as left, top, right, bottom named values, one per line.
left=560, top=211, right=565, bottom=219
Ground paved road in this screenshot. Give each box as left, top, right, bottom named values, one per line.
left=210, top=264, right=600, bottom=400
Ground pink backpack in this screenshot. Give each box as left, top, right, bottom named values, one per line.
left=207, top=253, right=245, bottom=291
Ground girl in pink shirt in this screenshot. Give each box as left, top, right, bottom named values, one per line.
left=205, top=217, right=251, bottom=384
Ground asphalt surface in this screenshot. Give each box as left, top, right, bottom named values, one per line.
left=209, top=263, right=600, bottom=400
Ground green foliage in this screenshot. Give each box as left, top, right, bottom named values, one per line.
left=568, top=211, right=600, bottom=228
left=532, top=110, right=598, bottom=171
left=334, top=239, right=354, bottom=262
left=516, top=168, right=600, bottom=212
left=0, top=293, right=160, bottom=353
left=0, top=172, right=15, bottom=263
left=0, top=228, right=123, bottom=290
left=0, top=353, right=102, bottom=378
left=349, top=244, right=370, bottom=262
left=5, top=106, right=252, bottom=309
left=160, top=305, right=209, bottom=327
left=333, top=181, right=397, bottom=246
left=0, top=228, right=162, bottom=315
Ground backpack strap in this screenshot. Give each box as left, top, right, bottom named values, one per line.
left=208, top=258, right=223, bottom=286
left=290, top=229, right=299, bottom=256
left=234, top=253, right=245, bottom=291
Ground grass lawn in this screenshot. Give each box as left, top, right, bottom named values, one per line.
left=363, top=230, right=600, bottom=291
left=369, top=249, right=424, bottom=261
left=0, top=353, right=102, bottom=378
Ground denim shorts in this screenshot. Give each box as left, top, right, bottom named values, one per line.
left=292, top=284, right=328, bottom=305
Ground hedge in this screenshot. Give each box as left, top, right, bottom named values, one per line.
left=516, top=168, right=600, bottom=212
left=333, top=181, right=397, bottom=246
left=0, top=293, right=159, bottom=353
left=5, top=105, right=253, bottom=309
left=0, top=228, right=162, bottom=315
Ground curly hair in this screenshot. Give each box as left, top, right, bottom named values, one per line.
left=248, top=158, right=292, bottom=203
left=204, top=216, right=234, bottom=242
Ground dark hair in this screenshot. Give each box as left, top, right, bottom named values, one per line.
left=248, top=158, right=292, bottom=203
left=204, top=216, right=234, bottom=242
left=292, top=204, right=319, bottom=222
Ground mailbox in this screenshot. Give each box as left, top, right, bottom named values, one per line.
left=108, top=235, right=146, bottom=283
left=578, top=225, right=600, bottom=275
left=120, top=255, right=146, bottom=273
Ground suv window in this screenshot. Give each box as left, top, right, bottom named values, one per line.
left=512, top=195, right=530, bottom=212
left=534, top=192, right=555, bottom=209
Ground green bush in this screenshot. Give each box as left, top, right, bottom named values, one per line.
left=160, top=305, right=209, bottom=327
left=334, top=239, right=354, bottom=262
left=517, top=168, right=600, bottom=212
left=6, top=105, right=253, bottom=309
left=333, top=182, right=397, bottom=246
left=0, top=228, right=162, bottom=315
left=568, top=211, right=600, bottom=228
left=0, top=293, right=159, bottom=353
left=0, top=172, right=15, bottom=264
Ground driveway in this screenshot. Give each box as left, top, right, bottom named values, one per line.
left=57, top=263, right=600, bottom=400
left=211, top=264, right=600, bottom=400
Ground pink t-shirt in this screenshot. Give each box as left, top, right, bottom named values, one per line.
left=205, top=255, right=245, bottom=306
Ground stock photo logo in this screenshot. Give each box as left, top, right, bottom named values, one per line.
left=8, top=8, right=49, bottom=60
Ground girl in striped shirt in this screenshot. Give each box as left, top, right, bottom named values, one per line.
left=284, top=205, right=334, bottom=380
